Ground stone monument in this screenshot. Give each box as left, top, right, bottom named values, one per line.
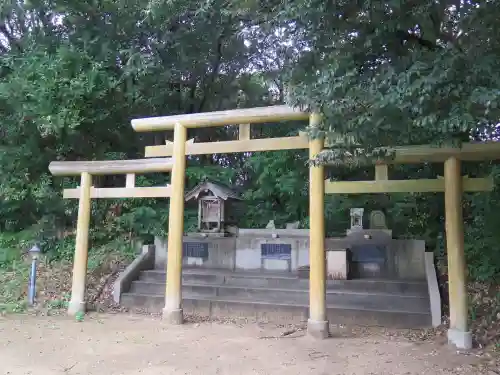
left=265, top=220, right=276, bottom=229
left=285, top=221, right=300, bottom=229
left=348, top=207, right=364, bottom=235
left=369, top=210, right=387, bottom=230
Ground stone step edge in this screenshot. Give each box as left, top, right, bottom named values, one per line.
left=131, top=280, right=429, bottom=299
left=146, top=269, right=298, bottom=280
left=144, top=269, right=428, bottom=286
left=121, top=292, right=431, bottom=316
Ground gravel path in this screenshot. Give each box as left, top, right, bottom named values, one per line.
left=0, top=314, right=494, bottom=374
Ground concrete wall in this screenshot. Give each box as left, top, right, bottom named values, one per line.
left=390, top=239, right=426, bottom=280
left=327, top=236, right=426, bottom=280
left=235, top=236, right=309, bottom=271
left=113, top=245, right=155, bottom=303
left=153, top=234, right=426, bottom=280
left=154, top=234, right=309, bottom=272
left=154, top=236, right=168, bottom=269
left=154, top=236, right=236, bottom=270
left=237, top=229, right=310, bottom=237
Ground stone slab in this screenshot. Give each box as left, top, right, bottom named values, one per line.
left=327, top=250, right=348, bottom=280
left=448, top=328, right=472, bottom=350
left=120, top=293, right=432, bottom=328
left=112, top=244, right=155, bottom=304
left=138, top=269, right=429, bottom=294
left=424, top=252, right=442, bottom=327
left=129, top=281, right=430, bottom=313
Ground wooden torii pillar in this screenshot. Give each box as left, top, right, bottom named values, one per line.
left=308, top=113, right=329, bottom=338
left=444, top=157, right=470, bottom=349
left=49, top=158, right=173, bottom=315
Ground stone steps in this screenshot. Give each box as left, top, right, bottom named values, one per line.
left=139, top=269, right=429, bottom=295
left=120, top=292, right=431, bottom=328
left=129, top=280, right=430, bottom=313
left=119, top=268, right=432, bottom=328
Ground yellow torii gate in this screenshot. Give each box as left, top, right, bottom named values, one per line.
left=48, top=158, right=173, bottom=315
left=130, top=105, right=500, bottom=350
left=325, top=162, right=494, bottom=350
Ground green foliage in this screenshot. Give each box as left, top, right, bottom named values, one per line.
left=236, top=0, right=500, bottom=161
left=462, top=166, right=500, bottom=281
left=0, top=230, right=38, bottom=268
left=46, top=295, right=70, bottom=311
left=75, top=311, right=85, bottom=322
left=241, top=150, right=309, bottom=228
left=0, top=260, right=29, bottom=314
left=43, top=236, right=77, bottom=262
left=0, top=0, right=500, bottom=287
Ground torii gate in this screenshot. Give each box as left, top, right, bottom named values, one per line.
left=131, top=105, right=500, bottom=350
left=48, top=158, right=173, bottom=315
left=324, top=154, right=494, bottom=350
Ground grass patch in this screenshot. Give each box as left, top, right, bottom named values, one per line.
left=0, top=260, right=30, bottom=314
left=0, top=232, right=137, bottom=316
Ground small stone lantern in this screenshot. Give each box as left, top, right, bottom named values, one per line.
left=350, top=208, right=364, bottom=231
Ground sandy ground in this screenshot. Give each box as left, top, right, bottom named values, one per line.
left=0, top=314, right=495, bottom=375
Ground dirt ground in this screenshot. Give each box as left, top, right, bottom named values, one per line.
left=0, top=314, right=497, bottom=375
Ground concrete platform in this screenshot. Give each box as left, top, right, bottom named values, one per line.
left=119, top=268, right=432, bottom=328
left=120, top=293, right=431, bottom=327
left=128, top=281, right=430, bottom=313
left=140, top=268, right=429, bottom=294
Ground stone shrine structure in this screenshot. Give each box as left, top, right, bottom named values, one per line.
left=184, top=180, right=241, bottom=235
left=349, top=207, right=364, bottom=232
left=153, top=205, right=426, bottom=282
left=326, top=209, right=424, bottom=280
left=369, top=210, right=387, bottom=230
left=119, top=205, right=440, bottom=331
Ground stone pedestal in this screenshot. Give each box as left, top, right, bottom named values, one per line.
left=307, top=319, right=329, bottom=339
left=327, top=250, right=348, bottom=280
left=448, top=328, right=472, bottom=350
left=162, top=308, right=184, bottom=325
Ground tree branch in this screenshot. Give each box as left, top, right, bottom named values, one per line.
left=395, top=30, right=440, bottom=50
left=197, top=31, right=225, bottom=112
left=0, top=23, right=21, bottom=52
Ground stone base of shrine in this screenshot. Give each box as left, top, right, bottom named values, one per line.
left=153, top=233, right=427, bottom=281
left=115, top=229, right=441, bottom=330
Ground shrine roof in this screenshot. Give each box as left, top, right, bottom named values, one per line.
left=185, top=181, right=241, bottom=201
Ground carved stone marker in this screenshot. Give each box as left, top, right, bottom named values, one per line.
left=183, top=242, right=209, bottom=259
left=327, top=250, right=348, bottom=280
left=369, top=210, right=387, bottom=230
left=261, top=243, right=291, bottom=260
left=350, top=208, right=364, bottom=230
left=265, top=220, right=276, bottom=229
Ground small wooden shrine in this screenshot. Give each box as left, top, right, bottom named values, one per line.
left=185, top=180, right=241, bottom=233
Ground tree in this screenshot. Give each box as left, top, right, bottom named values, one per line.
left=232, top=1, right=500, bottom=155
left=2, top=0, right=500, bottom=281
left=0, top=0, right=267, bottom=231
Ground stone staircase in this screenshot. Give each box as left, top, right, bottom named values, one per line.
left=120, top=268, right=432, bottom=328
